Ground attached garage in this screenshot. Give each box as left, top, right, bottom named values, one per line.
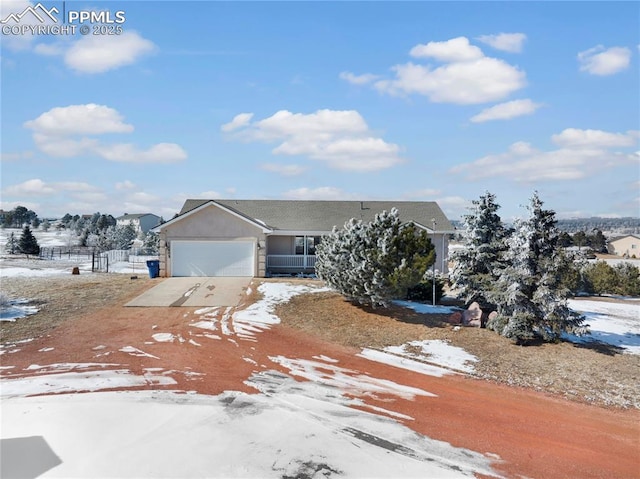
left=170, top=240, right=255, bottom=277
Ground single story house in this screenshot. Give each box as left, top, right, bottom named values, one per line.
left=608, top=234, right=640, bottom=257
left=116, top=213, right=161, bottom=235
left=152, top=199, right=454, bottom=278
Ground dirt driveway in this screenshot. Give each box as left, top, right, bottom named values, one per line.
left=1, top=281, right=638, bottom=479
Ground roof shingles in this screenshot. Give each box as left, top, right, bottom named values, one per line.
left=179, top=199, right=454, bottom=232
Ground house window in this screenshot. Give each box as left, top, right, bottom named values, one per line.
left=295, top=236, right=322, bottom=255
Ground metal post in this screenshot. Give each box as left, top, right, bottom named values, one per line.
left=432, top=219, right=437, bottom=306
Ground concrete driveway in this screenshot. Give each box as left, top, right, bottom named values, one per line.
left=125, top=277, right=251, bottom=307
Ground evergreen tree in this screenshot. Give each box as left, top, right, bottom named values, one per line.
left=614, top=263, right=640, bottom=296
left=18, top=225, right=40, bottom=255
left=142, top=231, right=160, bottom=253
left=587, top=230, right=607, bottom=253
left=113, top=224, right=137, bottom=249
left=584, top=261, right=617, bottom=295
left=487, top=192, right=587, bottom=343
left=450, top=191, right=508, bottom=308
left=5, top=232, right=18, bottom=254
left=315, top=208, right=435, bottom=307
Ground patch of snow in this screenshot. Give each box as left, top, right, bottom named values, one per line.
left=152, top=333, right=175, bottom=343
left=394, top=300, right=458, bottom=314
left=119, top=346, right=159, bottom=359
left=566, top=299, right=640, bottom=354
left=0, top=266, right=78, bottom=278
left=188, top=339, right=201, bottom=347
left=232, top=282, right=330, bottom=331
left=1, top=389, right=501, bottom=478
left=0, top=297, right=39, bottom=321
left=383, top=340, right=478, bottom=374
left=37, top=347, right=54, bottom=352
left=312, top=355, right=339, bottom=363
left=91, top=345, right=106, bottom=351
left=358, top=349, right=457, bottom=377
left=24, top=363, right=120, bottom=372
left=1, top=370, right=176, bottom=398
left=190, top=320, right=218, bottom=331
left=269, top=355, right=435, bottom=400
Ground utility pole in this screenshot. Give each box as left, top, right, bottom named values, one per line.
left=432, top=218, right=437, bottom=306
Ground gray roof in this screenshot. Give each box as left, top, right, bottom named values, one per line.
left=117, top=213, right=159, bottom=220
left=179, top=199, right=454, bottom=232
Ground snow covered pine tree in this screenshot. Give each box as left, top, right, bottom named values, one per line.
left=450, top=191, right=508, bottom=309
left=315, top=208, right=434, bottom=307
left=486, top=192, right=588, bottom=343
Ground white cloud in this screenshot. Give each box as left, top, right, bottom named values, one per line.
left=409, top=37, right=484, bottom=62
left=405, top=188, right=442, bottom=198
left=115, top=180, right=137, bottom=190
left=577, top=46, right=631, bottom=76
left=24, top=104, right=134, bottom=136
left=221, top=113, right=254, bottom=132
left=339, top=71, right=379, bottom=85
left=451, top=128, right=638, bottom=182
left=261, top=163, right=307, bottom=176
left=282, top=187, right=356, bottom=200
left=372, top=37, right=526, bottom=104
left=476, top=33, right=527, bottom=53
left=551, top=128, right=638, bottom=148
left=199, top=190, right=221, bottom=198
left=2, top=179, right=101, bottom=197
left=24, top=104, right=187, bottom=164
left=64, top=31, right=156, bottom=74
left=1, top=151, right=34, bottom=162
left=3, top=179, right=55, bottom=196
left=434, top=196, right=472, bottom=219
left=33, top=42, right=65, bottom=56
left=223, top=109, right=403, bottom=172
left=470, top=99, right=542, bottom=123
left=94, top=143, right=187, bottom=164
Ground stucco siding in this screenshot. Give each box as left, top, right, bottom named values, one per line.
left=159, top=204, right=266, bottom=277
left=267, top=236, right=294, bottom=255
left=609, top=236, right=640, bottom=257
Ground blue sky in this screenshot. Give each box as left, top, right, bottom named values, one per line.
left=1, top=1, right=639, bottom=221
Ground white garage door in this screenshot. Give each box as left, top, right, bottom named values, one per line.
left=171, top=241, right=255, bottom=277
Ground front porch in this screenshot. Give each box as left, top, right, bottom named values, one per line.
left=266, top=254, right=317, bottom=274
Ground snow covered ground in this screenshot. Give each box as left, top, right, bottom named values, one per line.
left=2, top=264, right=638, bottom=477
left=567, top=298, right=640, bottom=354
left=1, top=281, right=503, bottom=478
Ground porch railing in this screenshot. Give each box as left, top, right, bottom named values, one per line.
left=267, top=255, right=317, bottom=269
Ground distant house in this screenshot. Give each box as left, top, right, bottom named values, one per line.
left=116, top=213, right=161, bottom=235
left=608, top=234, right=640, bottom=257
left=152, top=199, right=454, bottom=278
left=609, top=235, right=640, bottom=258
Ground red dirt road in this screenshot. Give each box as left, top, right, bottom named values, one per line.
left=2, top=300, right=638, bottom=479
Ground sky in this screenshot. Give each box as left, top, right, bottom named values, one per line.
left=1, top=1, right=639, bottom=221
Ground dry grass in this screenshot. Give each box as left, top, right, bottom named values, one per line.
left=276, top=288, right=640, bottom=409
left=1, top=274, right=153, bottom=344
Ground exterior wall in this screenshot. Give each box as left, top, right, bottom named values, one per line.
left=158, top=205, right=266, bottom=277
left=609, top=236, right=640, bottom=257
left=139, top=215, right=161, bottom=234
left=267, top=236, right=295, bottom=255
left=431, top=233, right=450, bottom=275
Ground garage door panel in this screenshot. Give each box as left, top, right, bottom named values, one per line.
left=172, top=241, right=254, bottom=277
